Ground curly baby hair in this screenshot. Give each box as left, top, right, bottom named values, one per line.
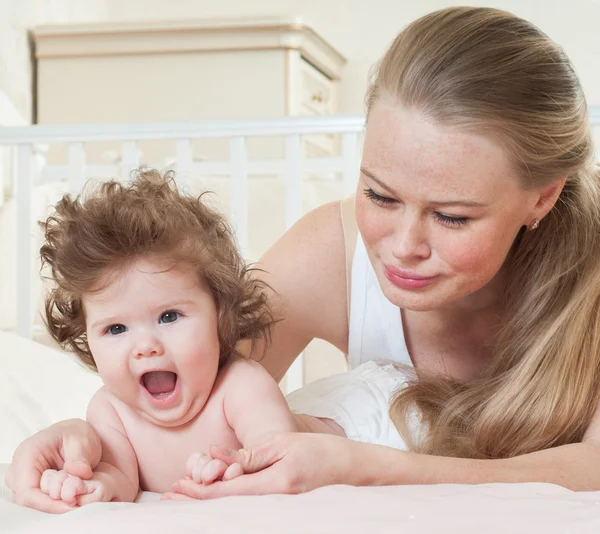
left=40, top=167, right=275, bottom=371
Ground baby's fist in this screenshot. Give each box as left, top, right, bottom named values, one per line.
left=185, top=451, right=243, bottom=485
left=40, top=469, right=113, bottom=507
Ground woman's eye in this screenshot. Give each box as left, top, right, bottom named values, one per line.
left=363, top=188, right=396, bottom=207
left=159, top=311, right=179, bottom=324
left=107, top=324, right=127, bottom=336
left=363, top=186, right=468, bottom=227
left=434, top=213, right=469, bottom=227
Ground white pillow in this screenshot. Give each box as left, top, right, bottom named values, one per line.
left=0, top=331, right=102, bottom=463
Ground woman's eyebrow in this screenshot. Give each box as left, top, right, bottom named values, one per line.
left=360, top=166, right=489, bottom=208
left=360, top=167, right=397, bottom=195
left=430, top=199, right=489, bottom=208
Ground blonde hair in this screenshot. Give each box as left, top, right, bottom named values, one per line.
left=41, top=168, right=274, bottom=372
left=368, top=7, right=600, bottom=458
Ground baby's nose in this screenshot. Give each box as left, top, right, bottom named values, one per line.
left=134, top=336, right=165, bottom=359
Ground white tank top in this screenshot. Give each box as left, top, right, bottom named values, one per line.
left=347, top=234, right=413, bottom=370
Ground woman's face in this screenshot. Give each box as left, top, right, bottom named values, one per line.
left=356, top=103, right=541, bottom=312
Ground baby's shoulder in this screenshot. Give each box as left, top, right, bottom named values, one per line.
left=87, top=386, right=135, bottom=429
left=87, top=385, right=115, bottom=412
left=215, top=357, right=280, bottom=404
left=217, top=357, right=269, bottom=386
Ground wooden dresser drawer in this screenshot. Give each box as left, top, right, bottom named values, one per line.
left=300, top=58, right=335, bottom=116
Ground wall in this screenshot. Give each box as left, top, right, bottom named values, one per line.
left=97, top=0, right=600, bottom=113
left=1, top=0, right=598, bottom=126
left=0, top=0, right=111, bottom=124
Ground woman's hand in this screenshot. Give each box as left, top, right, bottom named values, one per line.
left=162, top=432, right=368, bottom=500
left=5, top=419, right=102, bottom=513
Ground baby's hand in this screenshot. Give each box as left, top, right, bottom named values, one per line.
left=185, top=451, right=244, bottom=485
left=40, top=469, right=114, bottom=507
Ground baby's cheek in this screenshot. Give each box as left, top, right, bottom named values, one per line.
left=182, top=348, right=220, bottom=377
left=96, top=359, right=132, bottom=394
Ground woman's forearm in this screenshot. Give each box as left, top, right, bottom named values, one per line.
left=356, top=440, right=600, bottom=491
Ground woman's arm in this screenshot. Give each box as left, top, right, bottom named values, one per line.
left=396, top=402, right=598, bottom=490
left=362, top=440, right=600, bottom=491
left=165, top=409, right=600, bottom=499
left=241, top=201, right=349, bottom=382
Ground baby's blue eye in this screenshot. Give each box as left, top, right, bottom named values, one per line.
left=160, top=311, right=179, bottom=324
left=108, top=324, right=127, bottom=336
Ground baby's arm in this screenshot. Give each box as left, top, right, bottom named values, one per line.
left=223, top=359, right=298, bottom=447
left=186, top=359, right=297, bottom=484
left=85, top=389, right=139, bottom=502
left=41, top=389, right=139, bottom=506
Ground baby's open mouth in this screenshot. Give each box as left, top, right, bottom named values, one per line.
left=141, top=371, right=178, bottom=399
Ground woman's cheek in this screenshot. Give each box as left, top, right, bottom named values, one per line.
left=356, top=202, right=391, bottom=246
left=442, top=233, right=505, bottom=280
left=354, top=200, right=371, bottom=237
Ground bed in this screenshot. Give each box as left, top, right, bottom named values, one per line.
left=2, top=116, right=600, bottom=532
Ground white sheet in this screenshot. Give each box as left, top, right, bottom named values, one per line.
left=2, top=463, right=600, bottom=534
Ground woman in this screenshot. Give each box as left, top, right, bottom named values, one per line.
left=8, top=7, right=600, bottom=510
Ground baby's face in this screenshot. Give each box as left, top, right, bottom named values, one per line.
left=84, top=258, right=220, bottom=427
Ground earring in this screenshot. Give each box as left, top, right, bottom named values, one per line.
left=528, top=219, right=540, bottom=231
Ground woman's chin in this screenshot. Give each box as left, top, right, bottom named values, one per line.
left=381, top=283, right=447, bottom=312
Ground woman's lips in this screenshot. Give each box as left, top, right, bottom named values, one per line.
left=384, top=265, right=439, bottom=289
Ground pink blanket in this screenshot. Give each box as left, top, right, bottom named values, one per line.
left=5, top=482, right=600, bottom=533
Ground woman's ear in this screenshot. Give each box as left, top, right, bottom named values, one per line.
left=530, top=175, right=567, bottom=221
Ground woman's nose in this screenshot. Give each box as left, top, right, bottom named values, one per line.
left=391, top=216, right=431, bottom=261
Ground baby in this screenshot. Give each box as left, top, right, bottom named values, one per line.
left=35, top=169, right=411, bottom=508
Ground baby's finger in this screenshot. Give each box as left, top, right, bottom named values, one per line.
left=47, top=471, right=69, bottom=500
left=76, top=491, right=102, bottom=507
left=76, top=481, right=107, bottom=506
left=201, top=459, right=228, bottom=484
left=188, top=453, right=211, bottom=483
left=40, top=469, right=58, bottom=495
left=60, top=475, right=87, bottom=506
left=222, top=463, right=244, bottom=481
left=186, top=452, right=202, bottom=477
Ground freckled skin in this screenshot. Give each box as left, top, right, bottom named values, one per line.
left=353, top=103, right=567, bottom=380
left=356, top=103, right=540, bottom=313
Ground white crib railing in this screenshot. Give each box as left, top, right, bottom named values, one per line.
left=0, top=115, right=366, bottom=392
